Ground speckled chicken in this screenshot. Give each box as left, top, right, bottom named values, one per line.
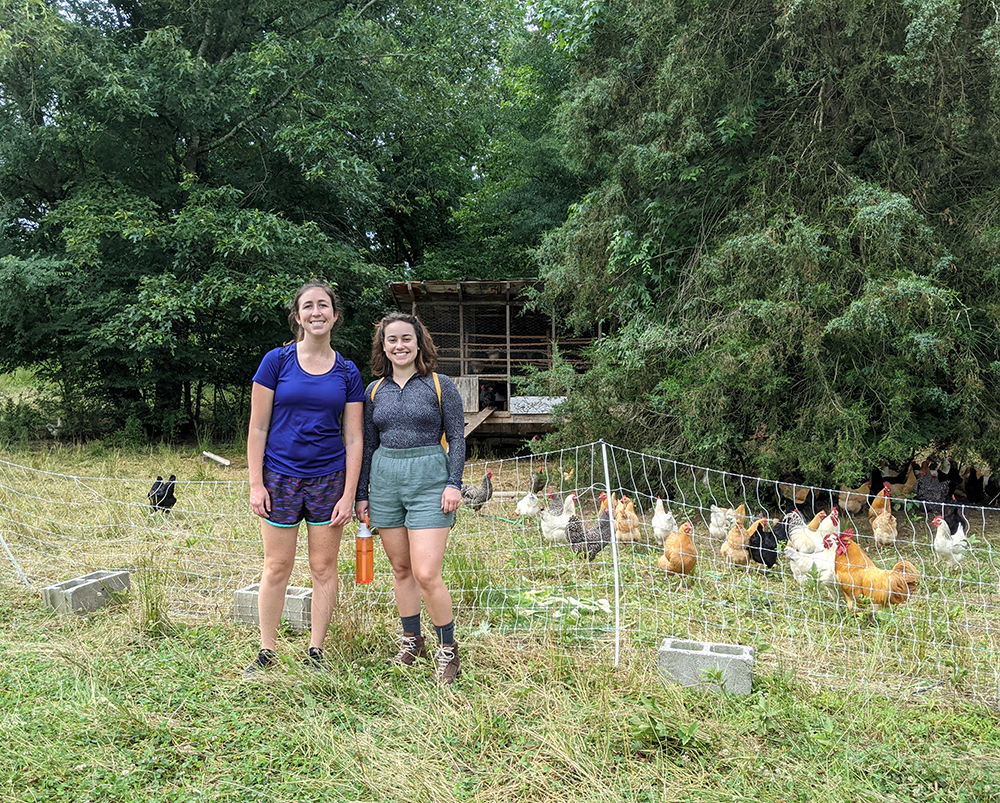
left=461, top=469, right=493, bottom=511
left=567, top=501, right=613, bottom=561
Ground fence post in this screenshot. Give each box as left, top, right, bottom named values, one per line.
left=599, top=440, right=621, bottom=667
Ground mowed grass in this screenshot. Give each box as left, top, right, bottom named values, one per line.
left=2, top=444, right=1000, bottom=801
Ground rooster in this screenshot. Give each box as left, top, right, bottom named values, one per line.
left=567, top=500, right=613, bottom=561
left=540, top=492, right=577, bottom=544
left=461, top=469, right=494, bottom=512
left=657, top=520, right=697, bottom=577
left=515, top=491, right=541, bottom=519
left=785, top=528, right=843, bottom=599
left=837, top=481, right=870, bottom=515
left=651, top=497, right=677, bottom=544
left=932, top=514, right=968, bottom=572
left=613, top=495, right=643, bottom=543
left=788, top=509, right=838, bottom=554
left=833, top=530, right=919, bottom=612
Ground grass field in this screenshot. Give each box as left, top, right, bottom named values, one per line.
left=2, top=443, right=1000, bottom=800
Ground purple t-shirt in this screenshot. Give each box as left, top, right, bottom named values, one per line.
left=253, top=345, right=364, bottom=478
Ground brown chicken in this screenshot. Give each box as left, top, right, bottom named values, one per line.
left=657, top=520, right=697, bottom=577
left=833, top=530, right=919, bottom=612
left=838, top=481, right=870, bottom=515
left=614, top=495, right=643, bottom=543
left=721, top=517, right=769, bottom=566
left=868, top=482, right=891, bottom=529
left=806, top=509, right=827, bottom=531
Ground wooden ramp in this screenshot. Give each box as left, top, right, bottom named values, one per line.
left=464, top=406, right=495, bottom=437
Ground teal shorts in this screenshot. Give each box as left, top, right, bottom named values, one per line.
left=369, top=445, right=455, bottom=530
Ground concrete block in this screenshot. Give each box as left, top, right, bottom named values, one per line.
left=233, top=583, right=312, bottom=632
left=658, top=637, right=754, bottom=696
left=42, top=570, right=131, bottom=614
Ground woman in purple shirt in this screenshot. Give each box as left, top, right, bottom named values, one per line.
left=244, top=280, right=364, bottom=677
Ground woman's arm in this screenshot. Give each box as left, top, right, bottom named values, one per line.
left=332, top=401, right=363, bottom=526
left=248, top=382, right=275, bottom=517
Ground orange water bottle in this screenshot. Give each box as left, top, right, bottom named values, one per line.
left=356, top=516, right=374, bottom=584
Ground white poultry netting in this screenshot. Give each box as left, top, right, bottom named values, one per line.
left=1, top=441, right=998, bottom=705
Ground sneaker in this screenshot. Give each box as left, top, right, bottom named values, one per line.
left=242, top=648, right=277, bottom=678
left=433, top=642, right=461, bottom=685
left=388, top=632, right=428, bottom=666
left=304, top=646, right=327, bottom=673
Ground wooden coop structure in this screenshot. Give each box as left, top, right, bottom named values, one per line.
left=388, top=279, right=594, bottom=440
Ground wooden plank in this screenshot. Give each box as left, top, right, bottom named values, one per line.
left=464, top=406, right=496, bottom=437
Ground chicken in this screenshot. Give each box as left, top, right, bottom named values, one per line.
left=148, top=474, right=177, bottom=513
left=788, top=508, right=838, bottom=554
left=567, top=502, right=613, bottom=561
left=805, top=509, right=827, bottom=531
left=914, top=466, right=950, bottom=506
left=868, top=482, right=891, bottom=529
left=461, top=469, right=494, bottom=511
left=932, top=514, right=968, bottom=572
left=614, top=495, right=643, bottom=543
left=837, top=481, right=870, bottom=515
left=747, top=519, right=782, bottom=570
left=657, top=520, right=697, bottom=577
left=545, top=488, right=565, bottom=516
left=721, top=517, right=769, bottom=566
left=778, top=483, right=812, bottom=506
left=707, top=504, right=736, bottom=541
left=963, top=466, right=986, bottom=505
left=890, top=465, right=917, bottom=498
left=871, top=491, right=897, bottom=547
left=833, top=530, right=919, bottom=612
left=651, top=497, right=677, bottom=544
left=784, top=528, right=843, bottom=599
left=770, top=510, right=804, bottom=544
left=539, top=492, right=578, bottom=544
left=530, top=467, right=547, bottom=495
left=515, top=491, right=541, bottom=518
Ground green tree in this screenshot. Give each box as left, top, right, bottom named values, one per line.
left=531, top=0, right=1000, bottom=479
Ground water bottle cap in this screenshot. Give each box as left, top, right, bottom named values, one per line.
left=357, top=520, right=372, bottom=538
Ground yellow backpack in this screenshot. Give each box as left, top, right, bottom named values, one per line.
left=370, top=373, right=449, bottom=452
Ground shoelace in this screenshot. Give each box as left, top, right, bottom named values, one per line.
left=401, top=635, right=419, bottom=653
left=435, top=645, right=456, bottom=670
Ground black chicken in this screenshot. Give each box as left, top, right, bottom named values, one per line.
left=965, top=467, right=986, bottom=505
left=747, top=519, right=783, bottom=570
left=530, top=467, right=548, bottom=495
left=461, top=470, right=494, bottom=511
left=149, top=474, right=177, bottom=513
left=567, top=506, right=613, bottom=562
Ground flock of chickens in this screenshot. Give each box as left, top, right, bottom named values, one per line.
left=505, top=463, right=975, bottom=616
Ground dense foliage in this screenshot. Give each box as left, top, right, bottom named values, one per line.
left=530, top=0, right=1000, bottom=482
left=0, top=0, right=531, bottom=437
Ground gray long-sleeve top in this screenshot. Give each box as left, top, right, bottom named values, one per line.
left=356, top=372, right=467, bottom=501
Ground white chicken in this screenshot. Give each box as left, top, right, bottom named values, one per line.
left=784, top=529, right=842, bottom=600
left=651, top=497, right=677, bottom=544
left=787, top=508, right=838, bottom=554
left=515, top=491, right=541, bottom=518
left=932, top=514, right=968, bottom=572
left=708, top=504, right=737, bottom=541
left=540, top=492, right=578, bottom=544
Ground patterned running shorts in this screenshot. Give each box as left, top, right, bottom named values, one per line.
left=263, top=467, right=346, bottom=527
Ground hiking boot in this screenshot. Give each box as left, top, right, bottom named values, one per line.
left=242, top=648, right=277, bottom=678
left=304, top=646, right=327, bottom=673
left=388, top=632, right=427, bottom=666
left=433, top=642, right=461, bottom=685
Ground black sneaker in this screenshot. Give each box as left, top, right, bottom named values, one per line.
left=242, top=648, right=277, bottom=678
left=304, top=646, right=327, bottom=673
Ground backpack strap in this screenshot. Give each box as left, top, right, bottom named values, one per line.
left=432, top=373, right=449, bottom=452
left=370, top=377, right=385, bottom=403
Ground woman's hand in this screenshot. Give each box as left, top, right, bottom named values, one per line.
left=355, top=500, right=369, bottom=522
left=331, top=495, right=354, bottom=527
left=441, top=485, right=462, bottom=514
left=250, top=484, right=271, bottom=518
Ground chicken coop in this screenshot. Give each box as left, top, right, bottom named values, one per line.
left=388, top=279, right=595, bottom=442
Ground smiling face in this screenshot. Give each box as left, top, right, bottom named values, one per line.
left=382, top=320, right=418, bottom=372
left=294, top=287, right=338, bottom=338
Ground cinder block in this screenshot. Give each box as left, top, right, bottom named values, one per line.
left=233, top=583, right=312, bottom=632
left=658, top=637, right=754, bottom=696
left=42, top=570, right=131, bottom=614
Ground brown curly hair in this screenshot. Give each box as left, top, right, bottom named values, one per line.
left=370, top=312, right=439, bottom=376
